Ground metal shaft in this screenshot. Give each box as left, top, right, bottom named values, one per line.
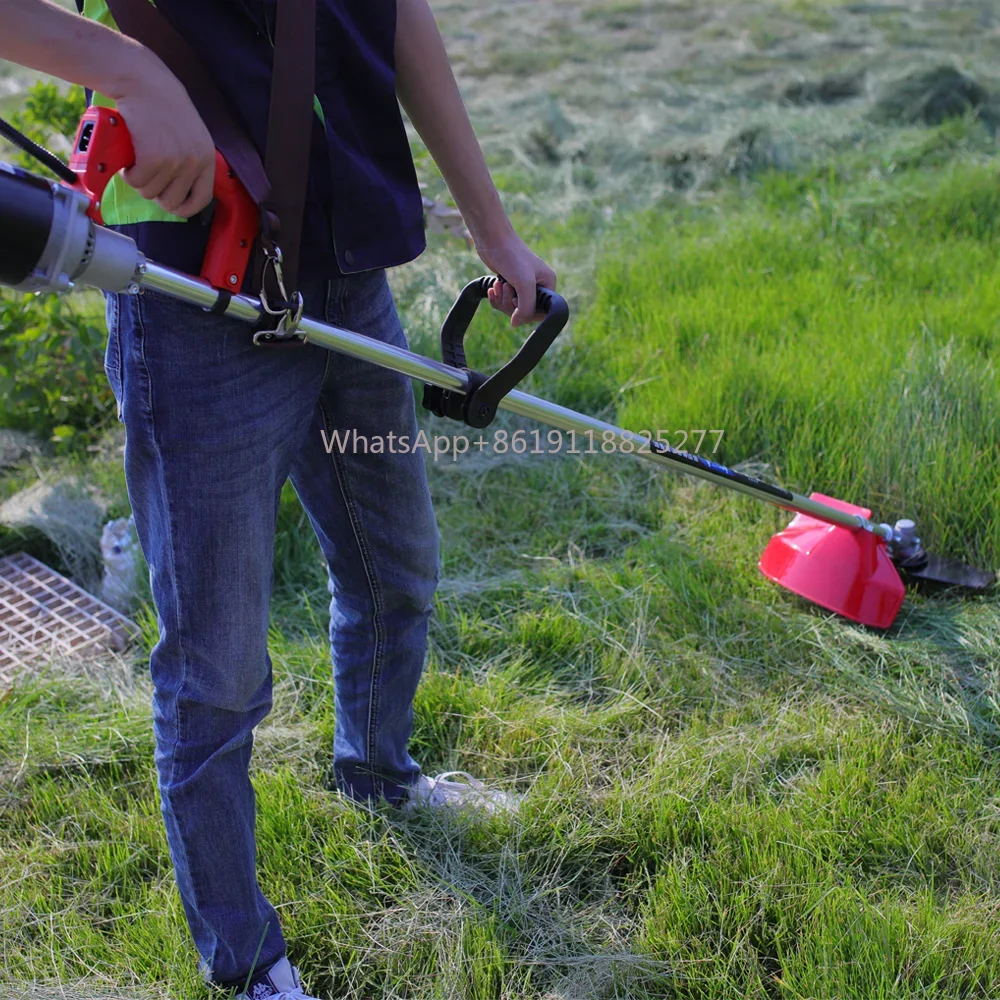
left=140, top=261, right=887, bottom=539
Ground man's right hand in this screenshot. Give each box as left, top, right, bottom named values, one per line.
left=0, top=2, right=216, bottom=218
left=110, top=66, right=216, bottom=218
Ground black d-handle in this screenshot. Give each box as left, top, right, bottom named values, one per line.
left=423, top=274, right=569, bottom=429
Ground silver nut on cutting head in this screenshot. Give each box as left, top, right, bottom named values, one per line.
left=891, top=518, right=922, bottom=559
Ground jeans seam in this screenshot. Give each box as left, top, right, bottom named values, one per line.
left=134, top=291, right=204, bottom=932
left=104, top=294, right=123, bottom=419
left=318, top=396, right=386, bottom=781
left=106, top=293, right=121, bottom=376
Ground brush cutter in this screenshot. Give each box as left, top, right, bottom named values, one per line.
left=0, top=108, right=993, bottom=629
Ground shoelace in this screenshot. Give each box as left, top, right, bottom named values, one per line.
left=404, top=771, right=521, bottom=816
left=423, top=772, right=521, bottom=810
left=244, top=984, right=313, bottom=1000
left=241, top=966, right=314, bottom=1000
left=427, top=770, right=489, bottom=791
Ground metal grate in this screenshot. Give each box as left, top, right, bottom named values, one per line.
left=0, top=552, right=138, bottom=688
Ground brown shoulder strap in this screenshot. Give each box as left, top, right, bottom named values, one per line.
left=101, top=0, right=316, bottom=294
left=260, top=0, right=316, bottom=292
left=103, top=0, right=272, bottom=209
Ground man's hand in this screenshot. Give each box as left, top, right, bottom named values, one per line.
left=111, top=67, right=216, bottom=218
left=478, top=235, right=558, bottom=328
left=0, top=1, right=215, bottom=218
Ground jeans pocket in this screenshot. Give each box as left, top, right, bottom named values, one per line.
left=104, top=292, right=124, bottom=422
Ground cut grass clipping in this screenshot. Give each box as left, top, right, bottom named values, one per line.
left=4, top=161, right=1000, bottom=997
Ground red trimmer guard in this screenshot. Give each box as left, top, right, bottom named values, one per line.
left=759, top=493, right=905, bottom=629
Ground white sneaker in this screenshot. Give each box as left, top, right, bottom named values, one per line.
left=403, top=771, right=522, bottom=816
left=237, top=956, right=319, bottom=1000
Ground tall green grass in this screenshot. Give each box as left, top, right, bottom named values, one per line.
left=4, top=152, right=1000, bottom=998
left=575, top=161, right=1000, bottom=566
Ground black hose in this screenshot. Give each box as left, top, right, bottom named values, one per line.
left=0, top=116, right=77, bottom=186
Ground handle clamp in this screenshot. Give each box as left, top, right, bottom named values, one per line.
left=422, top=275, right=569, bottom=429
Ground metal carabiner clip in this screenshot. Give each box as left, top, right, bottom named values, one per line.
left=253, top=244, right=306, bottom=346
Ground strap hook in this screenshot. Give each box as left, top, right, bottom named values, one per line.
left=253, top=244, right=305, bottom=346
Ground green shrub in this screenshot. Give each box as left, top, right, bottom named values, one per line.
left=0, top=291, right=115, bottom=441
left=1, top=81, right=113, bottom=444
left=6, top=80, right=87, bottom=177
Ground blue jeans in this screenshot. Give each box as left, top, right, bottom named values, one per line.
left=104, top=268, right=440, bottom=988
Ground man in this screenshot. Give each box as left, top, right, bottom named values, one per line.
left=0, top=1, right=557, bottom=995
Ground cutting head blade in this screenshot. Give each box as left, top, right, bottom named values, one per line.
left=898, top=551, right=996, bottom=591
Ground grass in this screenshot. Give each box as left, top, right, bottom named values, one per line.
left=581, top=160, right=1000, bottom=566
left=3, top=121, right=1000, bottom=998
left=4, top=0, right=1000, bottom=990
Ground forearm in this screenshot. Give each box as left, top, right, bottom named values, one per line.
left=394, top=0, right=513, bottom=247
left=0, top=0, right=162, bottom=100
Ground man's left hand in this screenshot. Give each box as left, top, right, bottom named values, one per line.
left=477, top=235, right=558, bottom=328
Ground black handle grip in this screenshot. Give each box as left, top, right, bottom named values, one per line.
left=428, top=275, right=569, bottom=428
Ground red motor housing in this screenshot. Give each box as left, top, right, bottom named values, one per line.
left=67, top=105, right=258, bottom=292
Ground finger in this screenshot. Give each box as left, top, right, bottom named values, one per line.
left=153, top=162, right=201, bottom=215
left=539, top=265, right=557, bottom=293
left=121, top=162, right=176, bottom=202
left=173, top=159, right=215, bottom=217
left=511, top=274, right=538, bottom=327
left=489, top=278, right=516, bottom=317
left=501, top=280, right=517, bottom=317
left=121, top=157, right=176, bottom=195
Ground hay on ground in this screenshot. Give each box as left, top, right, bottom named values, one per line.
left=782, top=70, right=866, bottom=106
left=871, top=65, right=991, bottom=126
